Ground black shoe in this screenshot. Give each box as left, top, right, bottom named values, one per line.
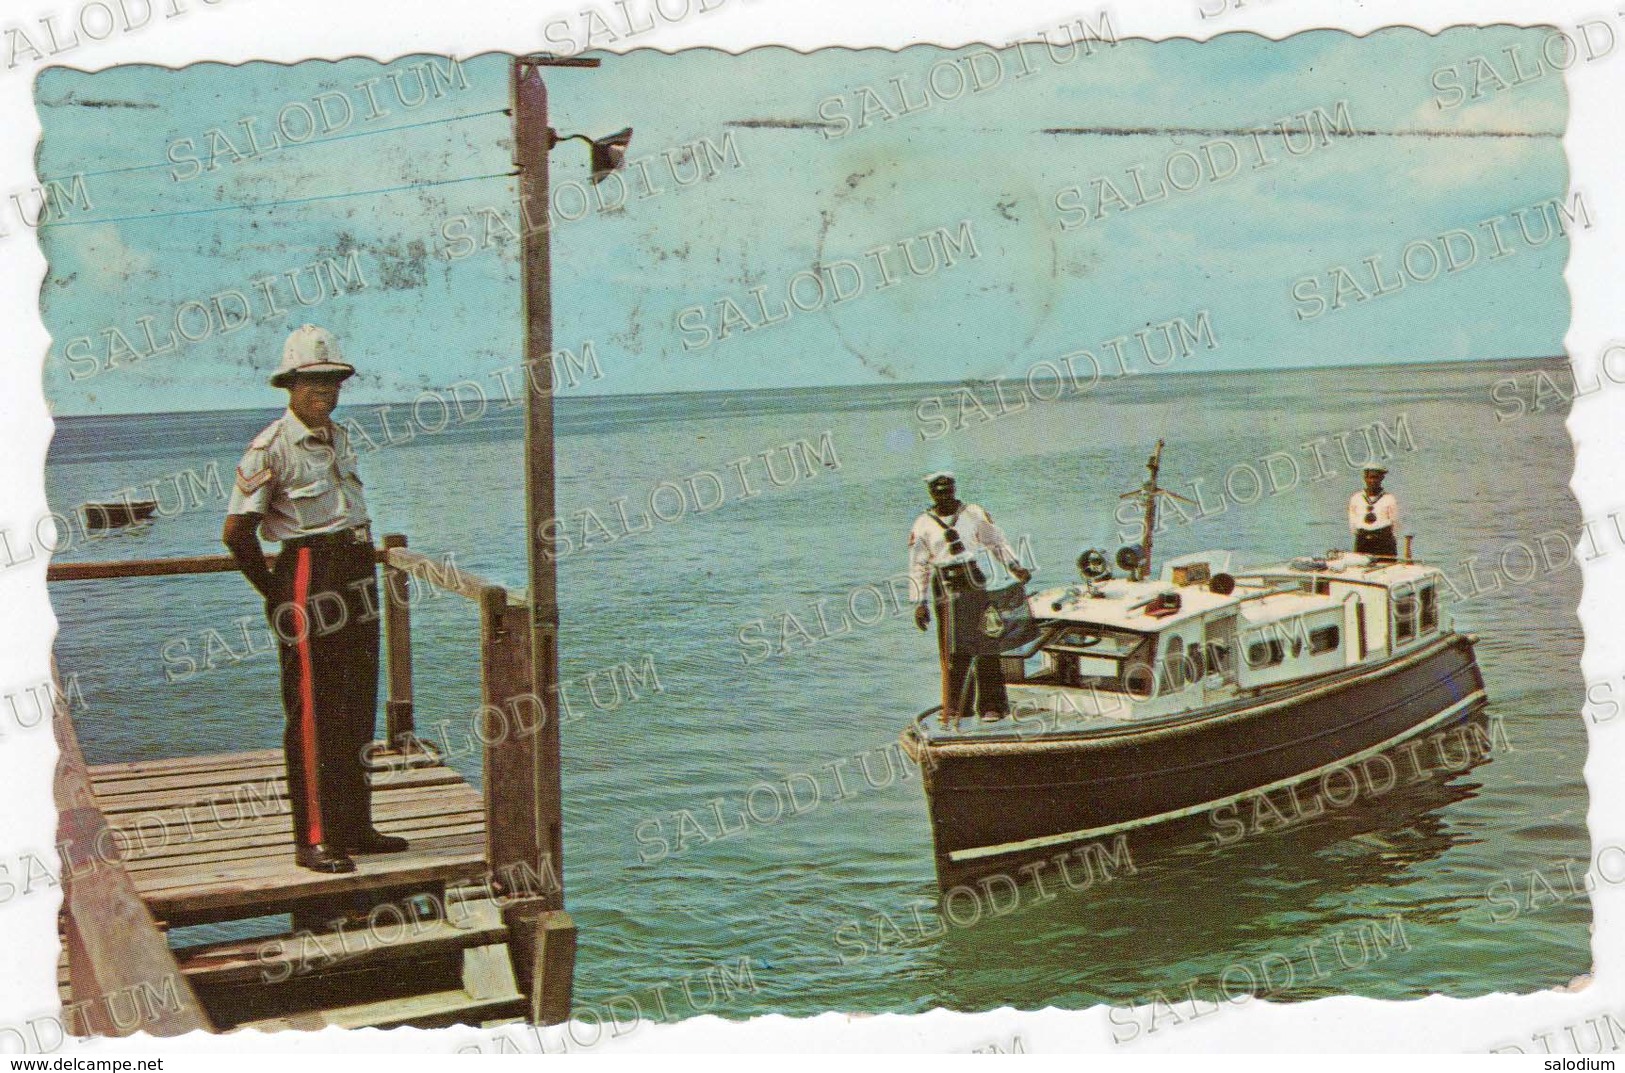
left=979, top=709, right=1008, bottom=722
left=349, top=830, right=409, bottom=855
left=295, top=843, right=357, bottom=873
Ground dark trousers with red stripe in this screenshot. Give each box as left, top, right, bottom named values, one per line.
left=267, top=539, right=380, bottom=850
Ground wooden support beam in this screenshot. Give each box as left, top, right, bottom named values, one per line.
left=514, top=52, right=567, bottom=916
left=48, top=553, right=274, bottom=582
left=383, top=545, right=518, bottom=604
left=512, top=52, right=576, bottom=1025
left=501, top=901, right=576, bottom=1026
left=480, top=587, right=543, bottom=893
left=382, top=533, right=416, bottom=745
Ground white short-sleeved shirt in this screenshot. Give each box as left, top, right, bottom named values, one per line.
left=1348, top=490, right=1398, bottom=533
left=226, top=409, right=370, bottom=542
left=907, top=502, right=1020, bottom=603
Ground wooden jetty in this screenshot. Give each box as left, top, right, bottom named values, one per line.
left=45, top=53, right=616, bottom=1038
left=49, top=536, right=575, bottom=1034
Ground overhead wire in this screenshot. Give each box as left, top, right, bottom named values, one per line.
left=37, top=105, right=509, bottom=183
left=39, top=169, right=517, bottom=230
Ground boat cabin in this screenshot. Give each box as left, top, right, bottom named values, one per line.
left=999, top=550, right=1451, bottom=730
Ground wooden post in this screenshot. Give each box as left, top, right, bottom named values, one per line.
left=382, top=533, right=415, bottom=746
left=481, top=583, right=575, bottom=1024
left=515, top=57, right=569, bottom=916
left=502, top=904, right=576, bottom=1026
left=480, top=585, right=538, bottom=884
left=511, top=50, right=598, bottom=1029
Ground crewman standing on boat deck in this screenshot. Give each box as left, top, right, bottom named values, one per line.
left=1349, top=463, right=1400, bottom=559
left=909, top=472, right=1031, bottom=721
left=222, top=325, right=408, bottom=875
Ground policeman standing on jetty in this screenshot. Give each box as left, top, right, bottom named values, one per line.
left=909, top=472, right=1031, bottom=721
left=1349, top=463, right=1400, bottom=560
left=222, top=325, right=408, bottom=874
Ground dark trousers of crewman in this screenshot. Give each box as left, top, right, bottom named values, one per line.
left=267, top=537, right=380, bottom=850
left=1355, top=525, right=1398, bottom=559
left=932, top=569, right=1008, bottom=719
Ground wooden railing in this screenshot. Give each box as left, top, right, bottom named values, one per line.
left=47, top=533, right=575, bottom=1026
left=53, top=657, right=214, bottom=1037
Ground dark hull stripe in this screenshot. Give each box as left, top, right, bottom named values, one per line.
left=916, top=634, right=1486, bottom=870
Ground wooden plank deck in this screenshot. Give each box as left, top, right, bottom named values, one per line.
left=52, top=527, right=574, bottom=1028
left=86, top=746, right=492, bottom=928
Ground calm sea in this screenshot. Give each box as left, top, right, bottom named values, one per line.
left=43, top=357, right=1589, bottom=1019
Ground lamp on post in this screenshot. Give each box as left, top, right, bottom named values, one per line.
left=504, top=52, right=631, bottom=1026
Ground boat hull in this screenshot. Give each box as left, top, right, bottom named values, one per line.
left=903, top=632, right=1488, bottom=890
left=82, top=501, right=158, bottom=529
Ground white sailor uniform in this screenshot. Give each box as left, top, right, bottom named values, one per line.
left=907, top=503, right=1023, bottom=718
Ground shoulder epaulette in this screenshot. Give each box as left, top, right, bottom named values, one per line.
left=249, top=419, right=281, bottom=450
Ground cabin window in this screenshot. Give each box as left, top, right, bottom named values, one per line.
left=1394, top=594, right=1418, bottom=644
left=1309, top=624, right=1340, bottom=655
left=1042, top=627, right=1155, bottom=694
left=1207, top=641, right=1232, bottom=676
left=1313, top=578, right=1331, bottom=595
left=1246, top=638, right=1285, bottom=668
left=1163, top=636, right=1186, bottom=690
left=1420, top=585, right=1438, bottom=632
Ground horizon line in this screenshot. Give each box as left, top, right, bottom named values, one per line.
left=47, top=351, right=1568, bottom=421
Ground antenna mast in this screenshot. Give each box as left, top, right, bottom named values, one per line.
left=1140, top=440, right=1163, bottom=581
left=1119, top=440, right=1195, bottom=581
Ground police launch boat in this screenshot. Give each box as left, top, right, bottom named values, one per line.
left=899, top=442, right=1488, bottom=891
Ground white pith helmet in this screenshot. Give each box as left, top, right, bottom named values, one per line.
left=270, top=325, right=355, bottom=387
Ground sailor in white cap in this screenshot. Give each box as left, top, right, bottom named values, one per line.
left=221, top=325, right=407, bottom=874
left=1348, top=463, right=1399, bottom=559
left=908, top=471, right=1031, bottom=720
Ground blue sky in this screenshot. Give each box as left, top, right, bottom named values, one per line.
left=35, top=27, right=1570, bottom=415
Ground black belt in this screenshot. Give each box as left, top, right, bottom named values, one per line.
left=933, top=561, right=985, bottom=589
left=284, top=524, right=372, bottom=551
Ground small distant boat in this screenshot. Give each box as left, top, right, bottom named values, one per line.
left=81, top=500, right=158, bottom=530
left=900, top=442, right=1488, bottom=890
